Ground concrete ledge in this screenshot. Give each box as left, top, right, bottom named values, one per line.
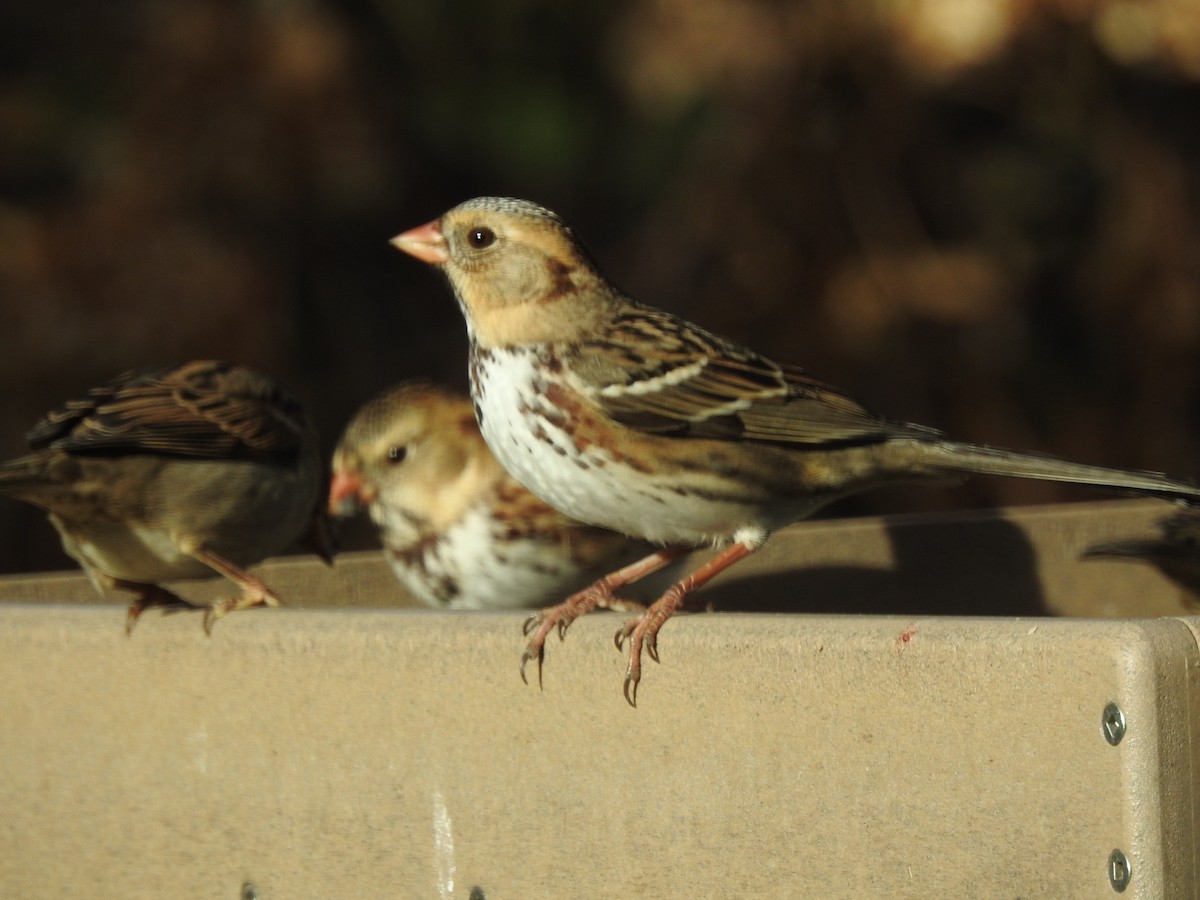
left=1, top=500, right=1197, bottom=897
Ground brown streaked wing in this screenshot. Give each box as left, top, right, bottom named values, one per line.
left=573, top=311, right=940, bottom=446
left=738, top=365, right=943, bottom=445
left=25, top=361, right=306, bottom=462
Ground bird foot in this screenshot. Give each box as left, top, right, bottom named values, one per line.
left=612, top=541, right=756, bottom=706
left=614, top=604, right=673, bottom=707
left=202, top=584, right=282, bottom=635
left=123, top=583, right=194, bottom=635
left=519, top=579, right=622, bottom=688
left=188, top=547, right=285, bottom=635
left=517, top=547, right=690, bottom=695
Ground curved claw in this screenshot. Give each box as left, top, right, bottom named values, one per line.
left=519, top=644, right=544, bottom=689
left=646, top=631, right=660, bottom=664
left=613, top=618, right=636, bottom=652
left=623, top=668, right=640, bottom=707
left=614, top=611, right=663, bottom=706
left=514, top=550, right=686, bottom=698
left=617, top=619, right=647, bottom=707
left=519, top=606, right=574, bottom=690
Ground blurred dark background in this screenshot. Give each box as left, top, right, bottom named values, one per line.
left=2, top=0, right=1200, bottom=573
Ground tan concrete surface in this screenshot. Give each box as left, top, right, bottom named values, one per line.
left=0, top=499, right=1197, bottom=898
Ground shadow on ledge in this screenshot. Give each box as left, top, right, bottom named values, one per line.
left=702, top=515, right=1048, bottom=617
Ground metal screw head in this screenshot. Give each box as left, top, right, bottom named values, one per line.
left=241, top=883, right=259, bottom=900
left=1102, top=703, right=1126, bottom=746
left=1109, top=849, right=1131, bottom=892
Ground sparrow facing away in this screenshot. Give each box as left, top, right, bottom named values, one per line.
left=0, top=360, right=332, bottom=633
left=393, top=196, right=1200, bottom=705
left=329, top=380, right=648, bottom=610
left=1083, top=511, right=1200, bottom=606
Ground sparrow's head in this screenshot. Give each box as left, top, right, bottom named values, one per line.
left=391, top=197, right=620, bottom=347
left=329, top=381, right=501, bottom=538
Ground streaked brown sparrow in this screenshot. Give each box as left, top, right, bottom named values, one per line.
left=0, top=360, right=331, bottom=633
left=394, top=196, right=1200, bottom=704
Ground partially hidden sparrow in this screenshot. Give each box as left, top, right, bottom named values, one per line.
left=329, top=380, right=649, bottom=610
left=393, top=196, right=1200, bottom=705
left=0, top=360, right=332, bottom=633
left=1083, top=511, right=1200, bottom=606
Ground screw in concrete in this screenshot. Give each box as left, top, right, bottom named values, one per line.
left=1108, top=849, right=1131, bottom=892
left=1102, top=702, right=1126, bottom=746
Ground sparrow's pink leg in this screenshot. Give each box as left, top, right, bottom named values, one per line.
left=191, top=548, right=282, bottom=635
left=616, top=541, right=756, bottom=706
left=520, top=547, right=686, bottom=688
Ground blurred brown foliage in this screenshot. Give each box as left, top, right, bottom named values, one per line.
left=2, top=0, right=1200, bottom=572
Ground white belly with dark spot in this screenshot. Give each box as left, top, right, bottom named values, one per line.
left=471, top=346, right=763, bottom=547
left=384, top=503, right=587, bottom=610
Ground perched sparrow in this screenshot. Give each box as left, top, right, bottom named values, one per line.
left=1083, top=511, right=1200, bottom=606
left=393, top=196, right=1200, bottom=705
left=0, top=361, right=331, bottom=633
left=329, top=380, right=648, bottom=610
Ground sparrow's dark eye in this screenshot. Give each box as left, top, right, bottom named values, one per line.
left=467, top=227, right=495, bottom=249
left=387, top=445, right=408, bottom=464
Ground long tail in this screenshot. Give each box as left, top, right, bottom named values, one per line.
left=0, top=454, right=73, bottom=507
left=0, top=456, right=44, bottom=498
left=901, top=440, right=1200, bottom=504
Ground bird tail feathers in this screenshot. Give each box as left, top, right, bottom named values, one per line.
left=923, top=441, right=1200, bottom=504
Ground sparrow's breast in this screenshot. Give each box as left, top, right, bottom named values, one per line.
left=470, top=344, right=791, bottom=546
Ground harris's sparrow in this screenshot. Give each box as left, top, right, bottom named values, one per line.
left=330, top=380, right=648, bottom=610
left=393, top=196, right=1200, bottom=705
left=0, top=360, right=332, bottom=633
